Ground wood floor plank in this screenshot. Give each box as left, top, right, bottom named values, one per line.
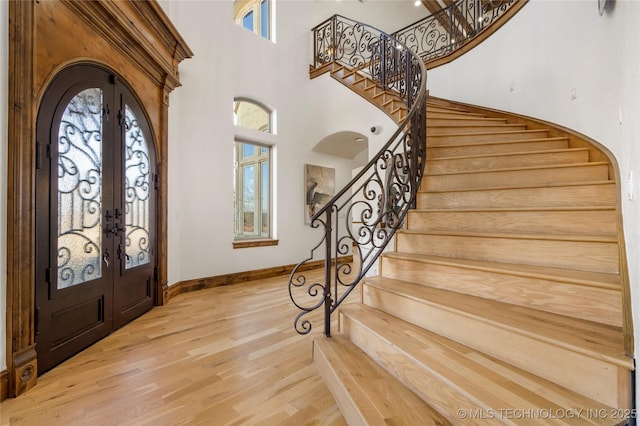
left=0, top=271, right=348, bottom=426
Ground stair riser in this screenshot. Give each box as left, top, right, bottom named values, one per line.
left=422, top=164, right=609, bottom=191
left=428, top=139, right=569, bottom=158
left=339, top=313, right=503, bottom=426
left=427, top=106, right=472, bottom=115
left=313, top=341, right=369, bottom=425
left=417, top=183, right=617, bottom=209
left=406, top=209, right=617, bottom=236
left=361, top=284, right=628, bottom=408
left=427, top=118, right=506, bottom=126
left=395, top=233, right=619, bottom=273
left=428, top=125, right=527, bottom=135
left=428, top=113, right=487, bottom=121
left=429, top=130, right=549, bottom=145
left=380, top=256, right=622, bottom=327
left=314, top=335, right=451, bottom=425
left=427, top=150, right=589, bottom=174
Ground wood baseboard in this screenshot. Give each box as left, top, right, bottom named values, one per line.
left=166, top=256, right=353, bottom=302
left=1, top=369, right=8, bottom=401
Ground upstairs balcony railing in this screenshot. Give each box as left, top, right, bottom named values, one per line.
left=393, top=0, right=519, bottom=64
left=288, top=15, right=427, bottom=337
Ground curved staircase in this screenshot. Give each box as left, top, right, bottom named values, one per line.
left=313, top=99, right=633, bottom=425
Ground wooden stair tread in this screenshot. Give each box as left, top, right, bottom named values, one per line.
left=430, top=147, right=589, bottom=162
left=413, top=206, right=616, bottom=213
left=428, top=111, right=488, bottom=119
left=340, top=304, right=620, bottom=425
left=398, top=228, right=617, bottom=243
left=426, top=103, right=473, bottom=113
left=427, top=161, right=609, bottom=177
left=382, top=252, right=620, bottom=290
left=428, top=124, right=525, bottom=130
left=428, top=136, right=568, bottom=147
left=421, top=179, right=615, bottom=193
left=362, top=277, right=631, bottom=368
left=313, top=334, right=451, bottom=425
left=427, top=116, right=505, bottom=123
left=428, top=129, right=548, bottom=138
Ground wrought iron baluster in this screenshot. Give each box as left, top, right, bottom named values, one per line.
left=289, top=14, right=427, bottom=337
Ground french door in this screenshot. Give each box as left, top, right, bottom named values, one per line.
left=35, top=65, right=157, bottom=374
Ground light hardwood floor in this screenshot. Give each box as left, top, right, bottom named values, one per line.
left=1, top=270, right=349, bottom=426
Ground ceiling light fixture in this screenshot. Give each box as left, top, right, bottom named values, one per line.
left=414, top=0, right=421, bottom=6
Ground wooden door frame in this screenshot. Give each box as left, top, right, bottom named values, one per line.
left=5, top=0, right=192, bottom=398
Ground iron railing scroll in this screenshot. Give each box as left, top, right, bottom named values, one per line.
left=289, top=15, right=427, bottom=337
left=393, top=0, right=517, bottom=63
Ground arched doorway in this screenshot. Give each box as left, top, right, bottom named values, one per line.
left=34, top=64, right=157, bottom=373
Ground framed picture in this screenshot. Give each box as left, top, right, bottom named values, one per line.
left=304, top=164, right=335, bottom=224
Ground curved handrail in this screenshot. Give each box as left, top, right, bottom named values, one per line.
left=288, top=15, right=427, bottom=336
left=393, top=0, right=522, bottom=66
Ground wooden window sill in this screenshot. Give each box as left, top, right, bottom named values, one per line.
left=233, top=239, right=279, bottom=249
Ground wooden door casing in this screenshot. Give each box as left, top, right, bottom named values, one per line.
left=7, top=0, right=191, bottom=398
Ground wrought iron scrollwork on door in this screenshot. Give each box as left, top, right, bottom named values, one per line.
left=57, top=88, right=104, bottom=289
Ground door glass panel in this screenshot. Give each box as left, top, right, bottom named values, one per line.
left=57, top=88, right=103, bottom=289
left=124, top=105, right=151, bottom=269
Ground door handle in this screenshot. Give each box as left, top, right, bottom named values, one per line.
left=103, top=250, right=110, bottom=267
left=107, top=225, right=125, bottom=237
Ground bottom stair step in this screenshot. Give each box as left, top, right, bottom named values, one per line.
left=339, top=304, right=625, bottom=426
left=313, top=333, right=450, bottom=426
left=361, top=277, right=631, bottom=408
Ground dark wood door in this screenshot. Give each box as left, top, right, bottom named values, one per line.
left=35, top=65, right=156, bottom=373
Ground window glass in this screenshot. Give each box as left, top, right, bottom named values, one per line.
left=243, top=144, right=255, bottom=158
left=57, top=88, right=103, bottom=288
left=260, top=0, right=269, bottom=39
left=124, top=105, right=151, bottom=269
left=234, top=0, right=271, bottom=41
left=242, top=165, right=256, bottom=233
left=234, top=99, right=271, bottom=133
left=234, top=141, right=270, bottom=239
left=261, top=162, right=269, bottom=234
left=242, top=10, right=254, bottom=31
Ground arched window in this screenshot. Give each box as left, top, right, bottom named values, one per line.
left=233, top=99, right=274, bottom=242
left=234, top=99, right=271, bottom=132
left=234, top=0, right=272, bottom=40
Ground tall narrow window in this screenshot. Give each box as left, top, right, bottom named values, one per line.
left=234, top=99, right=273, bottom=240
left=235, top=143, right=269, bottom=238
left=233, top=0, right=272, bottom=41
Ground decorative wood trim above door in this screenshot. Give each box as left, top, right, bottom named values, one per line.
left=6, top=0, right=192, bottom=398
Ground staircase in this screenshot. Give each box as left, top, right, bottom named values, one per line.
left=310, top=63, right=408, bottom=123
left=313, top=99, right=633, bottom=425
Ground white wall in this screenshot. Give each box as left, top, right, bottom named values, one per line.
left=1, top=0, right=8, bottom=372
left=427, top=0, right=640, bottom=402
left=163, top=0, right=419, bottom=283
